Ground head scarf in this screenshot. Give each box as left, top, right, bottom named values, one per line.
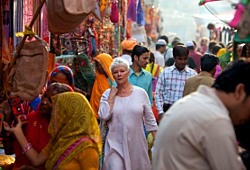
left=45, top=92, right=101, bottom=169
left=90, top=53, right=114, bottom=117
left=48, top=66, right=74, bottom=88
left=73, top=53, right=95, bottom=94
left=121, top=39, right=138, bottom=51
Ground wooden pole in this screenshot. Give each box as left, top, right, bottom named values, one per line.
left=6, top=0, right=46, bottom=73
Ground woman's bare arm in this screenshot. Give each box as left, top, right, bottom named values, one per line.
left=3, top=117, right=48, bottom=167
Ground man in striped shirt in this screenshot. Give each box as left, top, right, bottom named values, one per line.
left=155, top=45, right=197, bottom=122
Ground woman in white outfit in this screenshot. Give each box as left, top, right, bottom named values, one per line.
left=98, top=58, right=158, bottom=170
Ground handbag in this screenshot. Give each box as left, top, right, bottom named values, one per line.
left=8, top=38, right=49, bottom=101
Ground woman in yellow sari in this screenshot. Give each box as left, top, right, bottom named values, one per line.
left=145, top=52, right=163, bottom=92
left=90, top=53, right=115, bottom=118
left=4, top=92, right=101, bottom=170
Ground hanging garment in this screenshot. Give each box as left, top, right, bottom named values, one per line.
left=46, top=0, right=95, bottom=34
left=110, top=0, right=119, bottom=23
left=137, top=0, right=145, bottom=26
left=127, top=0, right=137, bottom=22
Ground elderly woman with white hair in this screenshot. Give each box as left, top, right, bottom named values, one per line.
left=98, top=58, right=158, bottom=170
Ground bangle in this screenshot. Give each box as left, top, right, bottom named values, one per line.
left=22, top=143, right=32, bottom=155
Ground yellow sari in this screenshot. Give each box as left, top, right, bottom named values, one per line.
left=45, top=92, right=101, bottom=169
left=90, top=53, right=114, bottom=118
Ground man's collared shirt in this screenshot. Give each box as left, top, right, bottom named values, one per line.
left=183, top=71, right=214, bottom=96
left=153, top=86, right=245, bottom=170
left=155, top=64, right=197, bottom=114
left=129, top=68, right=153, bottom=105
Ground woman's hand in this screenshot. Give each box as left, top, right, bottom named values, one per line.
left=108, top=86, right=118, bottom=102
left=107, top=86, right=118, bottom=111
left=3, top=115, right=23, bottom=133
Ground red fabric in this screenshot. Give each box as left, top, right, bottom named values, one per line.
left=13, top=108, right=50, bottom=170
left=110, top=1, right=119, bottom=23
left=152, top=92, right=158, bottom=122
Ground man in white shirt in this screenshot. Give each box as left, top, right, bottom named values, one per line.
left=153, top=60, right=250, bottom=170
left=154, top=39, right=166, bottom=68
left=120, top=39, right=138, bottom=65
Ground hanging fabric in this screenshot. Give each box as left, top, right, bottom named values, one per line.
left=137, top=0, right=145, bottom=26
left=110, top=0, right=119, bottom=23
left=46, top=0, right=95, bottom=34
left=93, top=0, right=102, bottom=21
left=127, top=0, right=137, bottom=22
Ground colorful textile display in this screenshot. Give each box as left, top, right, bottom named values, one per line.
left=110, top=0, right=119, bottom=23
left=137, top=0, right=145, bottom=26
left=127, top=0, right=137, bottom=22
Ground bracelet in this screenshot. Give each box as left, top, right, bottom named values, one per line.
left=22, top=143, right=32, bottom=155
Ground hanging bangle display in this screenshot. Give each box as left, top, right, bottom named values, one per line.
left=22, top=143, right=33, bottom=155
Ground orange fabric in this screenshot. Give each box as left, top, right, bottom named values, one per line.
left=47, top=53, right=56, bottom=74
left=42, top=144, right=99, bottom=170
left=126, top=20, right=132, bottom=39
left=121, top=39, right=138, bottom=51
left=90, top=53, right=114, bottom=117
left=63, top=147, right=99, bottom=170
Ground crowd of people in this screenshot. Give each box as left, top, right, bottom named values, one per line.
left=1, top=34, right=250, bottom=170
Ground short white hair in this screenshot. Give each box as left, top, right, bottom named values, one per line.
left=110, top=58, right=130, bottom=72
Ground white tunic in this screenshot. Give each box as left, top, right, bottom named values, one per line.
left=99, top=86, right=158, bottom=170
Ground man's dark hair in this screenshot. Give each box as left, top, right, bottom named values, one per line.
left=159, top=35, right=169, bottom=44
left=122, top=49, right=132, bottom=55
left=187, top=46, right=194, bottom=50
left=208, top=41, right=217, bottom=53
left=156, top=44, right=165, bottom=50
left=213, top=60, right=250, bottom=95
left=212, top=44, right=222, bottom=55
left=131, top=45, right=149, bottom=62
left=241, top=44, right=250, bottom=58
left=173, top=45, right=189, bottom=58
left=172, top=40, right=181, bottom=48
left=201, top=54, right=218, bottom=72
